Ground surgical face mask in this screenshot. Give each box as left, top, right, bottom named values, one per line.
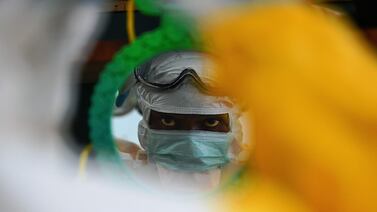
left=139, top=122, right=233, bottom=172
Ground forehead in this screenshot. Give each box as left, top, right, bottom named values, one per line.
left=149, top=110, right=229, bottom=120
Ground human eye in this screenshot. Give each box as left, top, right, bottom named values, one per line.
left=161, top=118, right=176, bottom=127
left=204, top=118, right=220, bottom=128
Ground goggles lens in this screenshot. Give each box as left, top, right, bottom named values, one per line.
left=135, top=66, right=215, bottom=91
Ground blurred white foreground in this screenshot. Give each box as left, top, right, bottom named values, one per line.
left=0, top=1, right=206, bottom=211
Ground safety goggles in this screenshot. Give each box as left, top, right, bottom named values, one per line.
left=134, top=67, right=213, bottom=91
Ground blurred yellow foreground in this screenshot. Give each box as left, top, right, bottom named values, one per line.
left=202, top=4, right=377, bottom=212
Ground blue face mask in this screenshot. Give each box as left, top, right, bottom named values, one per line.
left=139, top=124, right=233, bottom=172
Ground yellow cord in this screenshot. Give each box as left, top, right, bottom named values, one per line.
left=78, top=144, right=92, bottom=180
left=127, top=0, right=136, bottom=43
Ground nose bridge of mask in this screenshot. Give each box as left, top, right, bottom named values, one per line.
left=150, top=130, right=230, bottom=155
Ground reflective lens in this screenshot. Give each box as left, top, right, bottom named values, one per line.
left=135, top=66, right=214, bottom=91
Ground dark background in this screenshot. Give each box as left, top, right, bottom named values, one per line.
left=71, top=10, right=160, bottom=151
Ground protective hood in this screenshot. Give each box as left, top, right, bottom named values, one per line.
left=132, top=51, right=244, bottom=191
left=135, top=51, right=243, bottom=153
left=135, top=51, right=237, bottom=120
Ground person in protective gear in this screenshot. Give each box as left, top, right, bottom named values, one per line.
left=115, top=51, right=244, bottom=193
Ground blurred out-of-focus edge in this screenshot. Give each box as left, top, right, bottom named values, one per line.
left=1, top=0, right=377, bottom=212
